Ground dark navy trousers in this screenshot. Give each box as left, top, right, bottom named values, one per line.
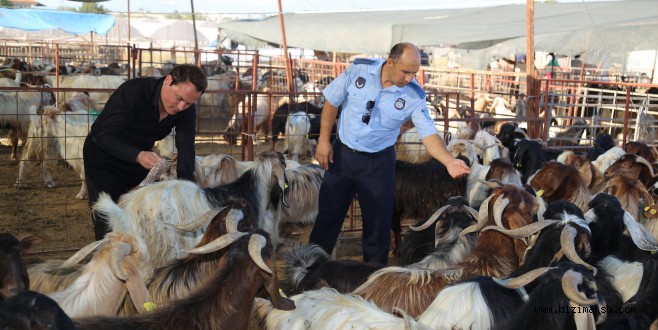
left=84, top=135, right=146, bottom=240
left=309, top=139, right=396, bottom=265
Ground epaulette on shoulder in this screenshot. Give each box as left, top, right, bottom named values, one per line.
left=353, top=58, right=376, bottom=65
left=408, top=81, right=426, bottom=98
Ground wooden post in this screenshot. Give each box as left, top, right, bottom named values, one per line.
left=127, top=0, right=131, bottom=44
left=526, top=0, right=536, bottom=138
left=190, top=0, right=200, bottom=65
left=277, top=0, right=294, bottom=95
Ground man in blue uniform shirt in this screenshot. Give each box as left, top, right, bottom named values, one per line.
left=309, top=42, right=470, bottom=265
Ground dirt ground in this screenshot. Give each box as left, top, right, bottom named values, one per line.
left=0, top=136, right=368, bottom=270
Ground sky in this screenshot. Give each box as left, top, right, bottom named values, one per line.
left=34, top=0, right=592, bottom=15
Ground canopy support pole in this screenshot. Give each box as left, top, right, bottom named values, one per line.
left=277, top=0, right=294, bottom=95
left=526, top=0, right=537, bottom=138
left=191, top=0, right=200, bottom=65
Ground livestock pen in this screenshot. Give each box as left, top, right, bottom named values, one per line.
left=1, top=42, right=657, bottom=265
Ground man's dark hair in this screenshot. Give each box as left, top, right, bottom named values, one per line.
left=388, top=42, right=418, bottom=62
left=169, top=64, right=208, bottom=92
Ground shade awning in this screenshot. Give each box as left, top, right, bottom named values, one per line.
left=217, top=1, right=658, bottom=55
left=0, top=8, right=115, bottom=35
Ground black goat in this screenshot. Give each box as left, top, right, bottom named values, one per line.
left=281, top=244, right=384, bottom=295
left=599, top=256, right=658, bottom=329
left=512, top=139, right=562, bottom=183
left=0, top=233, right=41, bottom=300
left=0, top=290, right=75, bottom=330
left=585, top=193, right=657, bottom=263
left=424, top=262, right=600, bottom=330
left=396, top=196, right=478, bottom=267
left=391, top=158, right=468, bottom=255
left=271, top=101, right=322, bottom=147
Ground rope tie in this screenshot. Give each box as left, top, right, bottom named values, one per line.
left=241, top=132, right=260, bottom=145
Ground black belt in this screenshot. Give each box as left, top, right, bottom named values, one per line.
left=338, top=138, right=391, bottom=155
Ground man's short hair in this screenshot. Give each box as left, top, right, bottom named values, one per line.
left=169, top=64, right=208, bottom=92
left=388, top=42, right=419, bottom=62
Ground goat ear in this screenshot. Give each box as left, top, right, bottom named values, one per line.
left=507, top=212, right=532, bottom=262
left=123, top=258, right=152, bottom=314
left=17, top=234, right=45, bottom=253
left=578, top=161, right=593, bottom=187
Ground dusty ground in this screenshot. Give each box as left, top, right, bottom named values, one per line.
left=0, top=136, right=368, bottom=270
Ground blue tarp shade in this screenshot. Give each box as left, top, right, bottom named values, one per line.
left=0, top=8, right=115, bottom=35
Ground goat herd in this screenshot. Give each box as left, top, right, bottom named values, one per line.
left=5, top=110, right=658, bottom=328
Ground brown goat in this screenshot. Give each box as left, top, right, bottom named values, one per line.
left=624, top=141, right=656, bottom=164
left=558, top=151, right=605, bottom=194
left=75, top=230, right=295, bottom=330
left=529, top=161, right=592, bottom=212
left=604, top=153, right=658, bottom=189
left=352, top=185, right=540, bottom=317
left=602, top=168, right=654, bottom=223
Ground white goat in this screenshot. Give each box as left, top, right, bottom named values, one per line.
left=47, top=75, right=125, bottom=110
left=472, top=130, right=503, bottom=165
left=40, top=106, right=92, bottom=199
left=592, top=146, right=625, bottom=173
left=251, top=288, right=431, bottom=330
left=223, top=93, right=273, bottom=145
left=93, top=151, right=288, bottom=268
left=198, top=72, right=233, bottom=116
left=46, top=232, right=153, bottom=318
left=489, top=97, right=516, bottom=119
left=448, top=139, right=522, bottom=210
left=0, top=77, right=54, bottom=160
left=284, top=111, right=311, bottom=163
left=157, top=153, right=241, bottom=189
left=16, top=92, right=97, bottom=190
left=152, top=128, right=177, bottom=160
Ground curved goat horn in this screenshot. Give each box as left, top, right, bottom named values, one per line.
left=110, top=242, right=132, bottom=281
left=560, top=226, right=597, bottom=276
left=61, top=238, right=108, bottom=268
left=493, top=267, right=556, bottom=288
left=561, top=270, right=598, bottom=306
left=248, top=234, right=272, bottom=274
left=477, top=179, right=504, bottom=189
left=165, top=206, right=228, bottom=232
left=482, top=220, right=557, bottom=238
left=623, top=211, right=658, bottom=251
left=138, top=159, right=171, bottom=187
left=225, top=209, right=244, bottom=233
left=492, top=196, right=510, bottom=228
left=461, top=194, right=494, bottom=236
left=184, top=232, right=248, bottom=255
left=410, top=204, right=451, bottom=231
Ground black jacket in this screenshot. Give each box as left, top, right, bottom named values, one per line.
left=84, top=77, right=195, bottom=181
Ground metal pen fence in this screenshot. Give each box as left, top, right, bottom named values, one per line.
left=2, top=42, right=658, bottom=255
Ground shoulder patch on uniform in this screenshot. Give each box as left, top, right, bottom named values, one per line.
left=353, top=58, right=376, bottom=65
left=408, top=81, right=426, bottom=98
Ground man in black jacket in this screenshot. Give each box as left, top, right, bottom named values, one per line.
left=83, top=64, right=207, bottom=240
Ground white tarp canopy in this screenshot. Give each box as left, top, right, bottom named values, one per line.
left=217, top=0, right=658, bottom=56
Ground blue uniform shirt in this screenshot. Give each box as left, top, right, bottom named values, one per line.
left=323, top=58, right=437, bottom=153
